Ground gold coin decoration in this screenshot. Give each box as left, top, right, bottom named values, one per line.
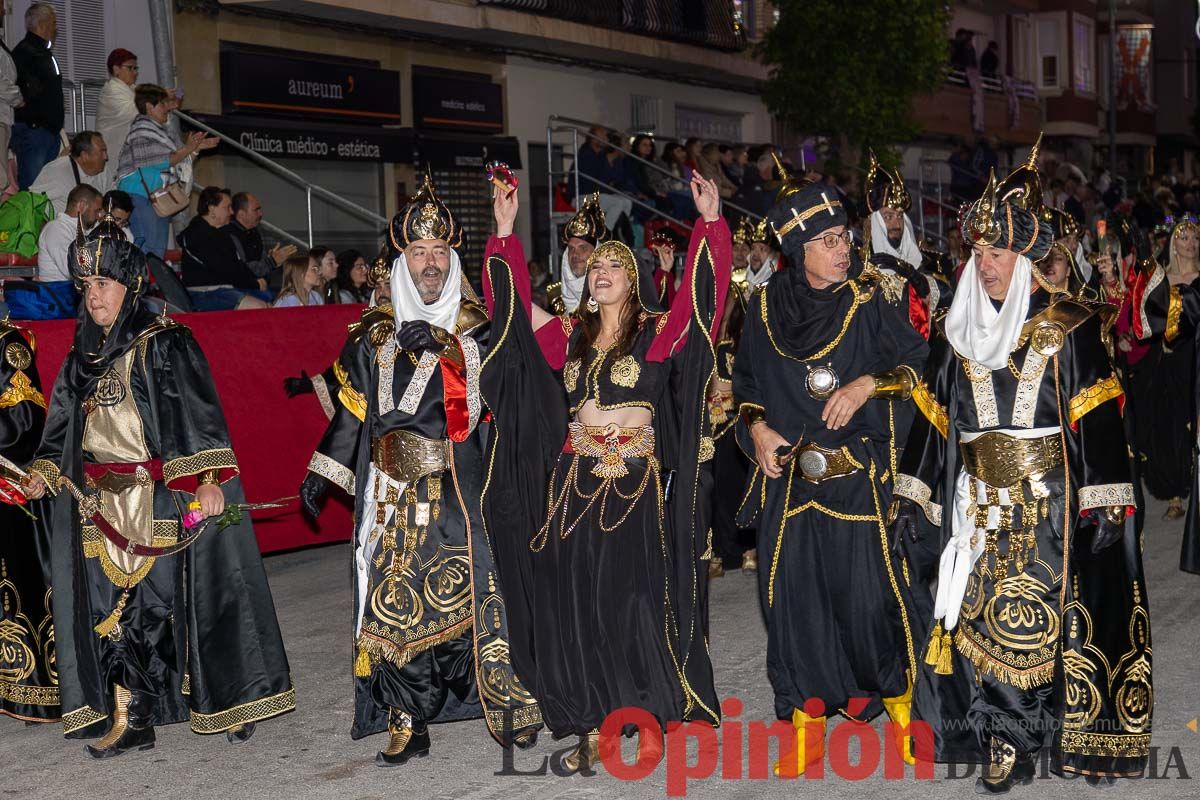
left=4, top=342, right=31, bottom=370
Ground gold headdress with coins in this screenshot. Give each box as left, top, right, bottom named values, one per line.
left=562, top=193, right=610, bottom=245
left=390, top=171, right=462, bottom=250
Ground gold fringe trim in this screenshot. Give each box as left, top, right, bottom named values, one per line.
left=353, top=644, right=373, bottom=678
left=356, top=616, right=471, bottom=672
left=62, top=704, right=108, bottom=734
left=953, top=627, right=1054, bottom=690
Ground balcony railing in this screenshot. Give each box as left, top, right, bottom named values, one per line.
left=945, top=69, right=1039, bottom=101
left=477, top=0, right=747, bottom=51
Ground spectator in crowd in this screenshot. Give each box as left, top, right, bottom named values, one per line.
left=101, top=188, right=136, bottom=241
left=95, top=48, right=141, bottom=182
left=0, top=36, right=23, bottom=193
left=627, top=135, right=668, bottom=211
left=1047, top=177, right=1066, bottom=210
left=116, top=83, right=218, bottom=258
left=947, top=139, right=975, bottom=204
left=720, top=144, right=744, bottom=188
left=30, top=130, right=111, bottom=215
left=980, top=40, right=1000, bottom=79
left=576, top=126, right=633, bottom=236
left=683, top=137, right=702, bottom=172
left=310, top=246, right=338, bottom=304
left=272, top=254, right=324, bottom=307
left=335, top=248, right=371, bottom=304
left=1064, top=176, right=1087, bottom=227
left=698, top=143, right=736, bottom=199
left=660, top=141, right=696, bottom=218
left=970, top=136, right=999, bottom=195
left=37, top=183, right=102, bottom=283
left=733, top=151, right=777, bottom=218
left=225, top=191, right=296, bottom=284
left=950, top=28, right=977, bottom=72
left=11, top=4, right=63, bottom=189
left=179, top=186, right=270, bottom=310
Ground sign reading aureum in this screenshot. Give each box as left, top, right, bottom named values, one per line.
left=221, top=46, right=402, bottom=123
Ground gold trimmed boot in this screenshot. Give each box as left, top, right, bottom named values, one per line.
left=1165, top=498, right=1185, bottom=520
left=773, top=707, right=825, bottom=777
left=975, top=737, right=1035, bottom=795
left=882, top=679, right=916, bottom=765
left=561, top=729, right=601, bottom=775
left=85, top=685, right=156, bottom=759
left=376, top=710, right=431, bottom=767
left=741, top=549, right=758, bottom=572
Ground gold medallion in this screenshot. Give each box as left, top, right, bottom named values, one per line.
left=4, top=342, right=31, bottom=370
left=1030, top=322, right=1065, bottom=356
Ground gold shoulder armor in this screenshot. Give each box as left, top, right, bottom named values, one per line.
left=349, top=303, right=395, bottom=347
left=455, top=299, right=489, bottom=337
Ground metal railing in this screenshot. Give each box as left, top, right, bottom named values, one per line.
left=546, top=115, right=763, bottom=274
left=944, top=69, right=1038, bottom=101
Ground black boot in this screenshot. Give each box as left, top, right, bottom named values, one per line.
left=375, top=712, right=430, bottom=767
left=85, top=685, right=156, bottom=759
left=126, top=691, right=154, bottom=731
left=227, top=722, right=256, bottom=743
left=975, top=739, right=1035, bottom=795
left=513, top=730, right=538, bottom=750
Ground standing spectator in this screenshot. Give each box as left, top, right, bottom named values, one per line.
left=334, top=249, right=371, bottom=303
left=37, top=183, right=102, bottom=283
left=179, top=186, right=269, bottom=310
left=0, top=37, right=24, bottom=193
left=311, top=246, right=338, bottom=304
left=94, top=48, right=140, bottom=182
left=224, top=191, right=296, bottom=284
left=980, top=41, right=1000, bottom=79
left=11, top=4, right=63, bottom=189
left=273, top=254, right=323, bottom=307
left=30, top=131, right=111, bottom=215
left=115, top=84, right=218, bottom=258
left=950, top=28, right=977, bottom=71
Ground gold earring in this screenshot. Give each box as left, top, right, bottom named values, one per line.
left=586, top=297, right=599, bottom=313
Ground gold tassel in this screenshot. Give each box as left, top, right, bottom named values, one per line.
left=935, top=629, right=954, bottom=675
left=354, top=644, right=373, bottom=678
left=428, top=476, right=441, bottom=522
left=924, top=622, right=943, bottom=667
left=94, top=590, right=129, bottom=638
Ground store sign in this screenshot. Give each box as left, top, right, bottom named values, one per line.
left=416, top=134, right=521, bottom=169
left=221, top=47, right=402, bottom=123
left=191, top=115, right=413, bottom=163
left=412, top=70, right=503, bottom=133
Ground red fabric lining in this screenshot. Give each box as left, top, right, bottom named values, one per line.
left=441, top=341, right=470, bottom=443
left=908, top=282, right=931, bottom=340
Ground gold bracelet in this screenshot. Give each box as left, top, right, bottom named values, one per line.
left=739, top=403, right=766, bottom=429
left=871, top=367, right=915, bottom=400
left=198, top=470, right=221, bottom=486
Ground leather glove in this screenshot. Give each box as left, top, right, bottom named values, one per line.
left=396, top=320, right=438, bottom=354
left=1087, top=507, right=1125, bottom=553
left=300, top=472, right=329, bottom=521
left=283, top=370, right=313, bottom=398
left=888, top=497, right=921, bottom=559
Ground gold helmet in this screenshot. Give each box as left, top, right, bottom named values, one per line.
left=562, top=192, right=610, bottom=245
left=864, top=149, right=911, bottom=214
left=390, top=171, right=462, bottom=250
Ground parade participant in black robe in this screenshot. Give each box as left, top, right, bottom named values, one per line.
left=863, top=149, right=954, bottom=340
left=732, top=180, right=930, bottom=776
left=299, top=175, right=540, bottom=766
left=0, top=319, right=56, bottom=723
left=893, top=158, right=1152, bottom=792
left=480, top=175, right=727, bottom=774
left=23, top=215, right=294, bottom=757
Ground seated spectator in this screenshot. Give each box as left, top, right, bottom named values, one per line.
left=225, top=191, right=296, bottom=285
left=733, top=152, right=776, bottom=219
left=179, top=186, right=270, bottom=310
left=116, top=83, right=217, bottom=258
left=37, top=183, right=102, bottom=282
left=102, top=189, right=135, bottom=241
left=698, top=143, right=736, bottom=199
left=683, top=137, right=702, bottom=172
left=721, top=145, right=744, bottom=188
left=30, top=130, right=112, bottom=215
left=660, top=142, right=695, bottom=219
left=576, top=126, right=633, bottom=234
left=310, top=246, right=338, bottom=303
left=335, top=249, right=371, bottom=303
left=273, top=254, right=323, bottom=307
left=628, top=135, right=668, bottom=213
left=95, top=48, right=140, bottom=181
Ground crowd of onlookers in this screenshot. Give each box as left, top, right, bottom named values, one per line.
left=0, top=4, right=377, bottom=319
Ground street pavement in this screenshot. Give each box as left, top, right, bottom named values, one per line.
left=5, top=496, right=1198, bottom=800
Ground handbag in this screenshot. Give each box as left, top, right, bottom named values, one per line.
left=139, top=168, right=190, bottom=218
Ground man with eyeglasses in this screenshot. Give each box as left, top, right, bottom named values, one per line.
left=732, top=181, right=930, bottom=776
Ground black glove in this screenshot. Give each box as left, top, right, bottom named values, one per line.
left=396, top=320, right=438, bottom=353
left=888, top=498, right=921, bottom=558
left=300, top=473, right=329, bottom=521
left=283, top=370, right=314, bottom=398
left=1087, top=508, right=1125, bottom=553
left=871, top=252, right=916, bottom=279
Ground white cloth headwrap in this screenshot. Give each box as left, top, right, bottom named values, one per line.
left=944, top=253, right=1033, bottom=371
left=390, top=249, right=463, bottom=332
left=559, top=250, right=587, bottom=313
left=1075, top=242, right=1092, bottom=284
left=870, top=210, right=924, bottom=269
left=746, top=256, right=776, bottom=289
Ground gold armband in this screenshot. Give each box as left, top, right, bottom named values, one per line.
left=198, top=470, right=221, bottom=486
left=871, top=367, right=914, bottom=400
left=739, top=403, right=766, bottom=429
left=431, top=326, right=463, bottom=369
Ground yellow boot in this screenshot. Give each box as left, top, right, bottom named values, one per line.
left=773, top=707, right=826, bottom=777
left=882, top=679, right=916, bottom=766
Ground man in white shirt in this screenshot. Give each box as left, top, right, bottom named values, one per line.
left=0, top=43, right=23, bottom=192
left=30, top=130, right=110, bottom=215
left=37, top=183, right=101, bottom=282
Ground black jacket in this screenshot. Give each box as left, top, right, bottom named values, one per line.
left=179, top=216, right=259, bottom=290
left=12, top=32, right=62, bottom=132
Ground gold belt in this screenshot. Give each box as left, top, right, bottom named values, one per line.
left=959, top=431, right=1063, bottom=488
left=568, top=423, right=656, bottom=480
left=794, top=442, right=859, bottom=483
left=372, top=430, right=452, bottom=484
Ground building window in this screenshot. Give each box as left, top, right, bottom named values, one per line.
left=1073, top=15, right=1095, bottom=94
left=1010, top=15, right=1034, bottom=83
left=1036, top=16, right=1063, bottom=90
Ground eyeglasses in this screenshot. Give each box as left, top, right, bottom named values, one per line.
left=121, top=63, right=139, bottom=72
left=805, top=230, right=852, bottom=250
